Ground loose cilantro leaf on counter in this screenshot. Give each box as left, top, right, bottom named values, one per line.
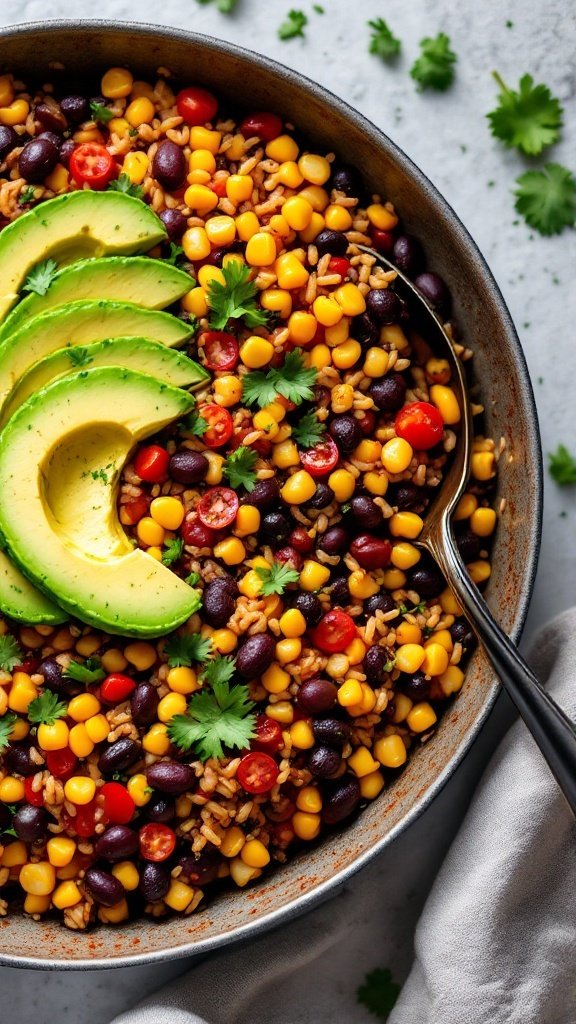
left=242, top=351, right=317, bottom=409
left=292, top=410, right=326, bottom=448
left=162, top=537, right=184, bottom=567
left=167, top=679, right=255, bottom=760
left=223, top=446, right=259, bottom=491
left=368, top=19, right=401, bottom=61
left=90, top=101, right=115, bottom=124
left=514, top=163, right=576, bottom=235
left=357, top=967, right=401, bottom=1021
left=410, top=33, right=457, bottom=91
left=0, top=712, right=17, bottom=753
left=487, top=72, right=563, bottom=155
left=108, top=174, right=144, bottom=199
left=217, top=0, right=239, bottom=11
left=22, top=258, right=58, bottom=297
left=28, top=690, right=68, bottom=726
left=164, top=633, right=213, bottom=668
left=256, top=561, right=300, bottom=596
left=208, top=261, right=268, bottom=331
left=201, top=654, right=236, bottom=688
left=548, top=444, right=576, bottom=485
left=18, top=186, right=36, bottom=206
left=278, top=9, right=308, bottom=40
left=0, top=635, right=23, bottom=672
left=63, top=657, right=105, bottom=685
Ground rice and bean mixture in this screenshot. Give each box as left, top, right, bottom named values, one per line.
left=0, top=66, right=498, bottom=929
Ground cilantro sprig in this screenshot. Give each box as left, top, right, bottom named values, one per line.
left=410, top=33, right=457, bottom=92
left=0, top=635, right=23, bottom=672
left=22, top=258, right=59, bottom=297
left=201, top=654, right=236, bottom=688
left=0, top=712, right=17, bottom=753
left=63, top=657, right=105, bottom=685
left=165, top=243, right=185, bottom=266
left=67, top=347, right=93, bottom=368
left=207, top=261, right=268, bottom=331
left=255, top=562, right=300, bottom=596
left=242, top=350, right=317, bottom=409
left=90, top=101, right=115, bottom=124
left=292, top=410, right=326, bottom=449
left=487, top=73, right=563, bottom=156
left=368, top=19, right=401, bottom=61
left=357, top=967, right=401, bottom=1021
left=108, top=174, right=144, bottom=200
left=223, top=446, right=259, bottom=491
left=514, top=163, right=576, bottom=235
left=162, top=537, right=184, bottom=567
left=164, top=633, right=213, bottom=668
left=27, top=690, right=67, bottom=726
left=167, top=677, right=255, bottom=760
left=278, top=10, right=308, bottom=40
left=181, top=406, right=209, bottom=437
left=18, top=186, right=36, bottom=206
left=548, top=444, right=576, bottom=485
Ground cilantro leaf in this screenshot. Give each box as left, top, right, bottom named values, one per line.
left=181, top=407, right=209, bottom=436
left=487, top=72, right=563, bottom=156
left=165, top=243, right=185, bottom=266
left=0, top=712, right=17, bottom=753
left=217, top=0, right=239, bottom=10
left=164, top=633, right=213, bottom=667
left=357, top=967, right=401, bottom=1021
left=200, top=654, right=236, bottom=688
left=410, top=33, right=457, bottom=91
left=185, top=571, right=201, bottom=586
left=241, top=370, right=281, bottom=409
left=255, top=561, right=300, bottom=596
left=22, top=258, right=59, bottom=297
left=278, top=9, right=308, bottom=40
left=368, top=19, right=401, bottom=61
left=108, top=173, right=144, bottom=199
left=292, top=410, right=326, bottom=448
left=243, top=351, right=317, bottom=409
left=90, top=101, right=115, bottom=124
left=27, top=690, right=68, bottom=726
left=167, top=679, right=255, bottom=760
left=67, top=346, right=93, bottom=368
left=162, top=537, right=184, bottom=566
left=223, top=446, right=259, bottom=491
left=208, top=261, right=268, bottom=331
left=548, top=444, right=576, bottom=485
left=18, top=186, right=36, bottom=206
left=63, top=657, right=105, bottom=685
left=514, top=163, right=576, bottom=235
left=0, top=635, right=23, bottom=672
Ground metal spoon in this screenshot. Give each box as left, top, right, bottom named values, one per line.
left=360, top=246, right=576, bottom=814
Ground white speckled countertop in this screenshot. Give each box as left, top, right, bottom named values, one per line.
left=0, top=1, right=574, bottom=1019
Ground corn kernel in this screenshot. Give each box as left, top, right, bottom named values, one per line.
left=225, top=173, right=253, bottom=203
left=181, top=286, right=208, bottom=317
left=468, top=560, right=492, bottom=584
left=24, top=893, right=51, bottom=915
left=338, top=678, right=363, bottom=706
left=182, top=226, right=211, bottom=262
left=439, top=588, right=463, bottom=616
left=359, top=770, right=385, bottom=799
left=220, top=826, right=246, bottom=858
left=276, top=638, right=302, bottom=664
left=262, top=663, right=291, bottom=694
left=64, top=776, right=96, bottom=806
left=131, top=80, right=155, bottom=100
left=346, top=638, right=367, bottom=665
left=101, top=67, right=133, bottom=99
left=324, top=204, right=353, bottom=231
left=0, top=99, right=29, bottom=127
left=127, top=773, right=152, bottom=807
left=299, top=211, right=325, bottom=242
left=8, top=676, right=38, bottom=714
left=347, top=682, right=377, bottom=717
left=157, top=692, right=187, bottom=723
left=73, top=127, right=104, bottom=145
left=395, top=622, right=422, bottom=645
left=428, top=629, right=453, bottom=652
left=8, top=719, right=30, bottom=741
left=214, top=375, right=243, bottom=408
left=19, top=862, right=56, bottom=896
left=184, top=183, right=219, bottom=214
left=382, top=437, right=413, bottom=474
left=98, top=898, right=130, bottom=924
left=190, top=126, right=221, bottom=153
left=422, top=642, right=450, bottom=677
left=233, top=504, right=260, bottom=538
left=328, top=468, right=355, bottom=502
left=0, top=776, right=25, bottom=802
left=137, top=516, right=165, bottom=547
left=245, top=231, right=277, bottom=267
left=213, top=536, right=246, bottom=566
left=240, top=335, right=274, bottom=369
left=395, top=643, right=426, bottom=674
left=68, top=692, right=101, bottom=722
left=296, top=786, right=322, bottom=813
left=374, top=734, right=407, bottom=768
left=333, top=283, right=366, bottom=317
left=279, top=608, right=307, bottom=638
left=0, top=75, right=14, bottom=107
left=260, top=288, right=292, bottom=319
left=235, top=211, right=260, bottom=241
left=162, top=879, right=195, bottom=911
left=52, top=880, right=82, bottom=910
left=470, top=507, right=497, bottom=537
left=299, top=560, right=331, bottom=592
left=281, top=470, right=316, bottom=504
left=439, top=665, right=466, bottom=696
left=364, top=471, right=389, bottom=496
left=84, top=714, right=109, bottom=743
left=312, top=295, right=342, bottom=327
left=142, top=723, right=170, bottom=755
left=211, top=629, right=238, bottom=655
left=282, top=195, right=314, bottom=231
left=266, top=134, right=299, bottom=162
left=348, top=745, right=380, bottom=777
left=275, top=252, right=310, bottom=290
left=68, top=722, right=94, bottom=758
left=308, top=343, right=331, bottom=369
left=124, top=641, right=157, bottom=672
left=407, top=701, right=437, bottom=733
left=330, top=383, right=354, bottom=413
left=292, top=811, right=321, bottom=841
left=1, top=840, right=27, bottom=867
left=125, top=96, right=155, bottom=127
left=111, top=861, right=140, bottom=891
left=471, top=451, right=495, bottom=481
left=237, top=839, right=270, bottom=869
left=167, top=666, right=199, bottom=695
left=363, top=347, right=389, bottom=378
left=389, top=512, right=424, bottom=539
left=253, top=408, right=279, bottom=437
left=265, top=701, right=294, bottom=724
left=348, top=570, right=379, bottom=599
left=430, top=384, right=461, bottom=425
left=326, top=653, right=350, bottom=679
left=366, top=203, right=398, bottom=230
left=354, top=438, right=382, bottom=463
left=290, top=720, right=315, bottom=749
left=238, top=569, right=264, bottom=599
left=391, top=542, right=421, bottom=570
left=295, top=151, right=330, bottom=185
left=44, top=163, right=69, bottom=193
left=332, top=338, right=362, bottom=370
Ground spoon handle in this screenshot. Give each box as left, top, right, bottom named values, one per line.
left=429, top=528, right=576, bottom=815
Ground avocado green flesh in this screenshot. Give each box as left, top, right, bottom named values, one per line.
left=0, top=367, right=200, bottom=637
left=1, top=336, right=209, bottom=426
left=0, top=257, right=192, bottom=343
left=0, top=548, right=67, bottom=624
left=0, top=191, right=167, bottom=322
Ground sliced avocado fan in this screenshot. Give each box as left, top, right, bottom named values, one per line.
left=0, top=546, right=67, bottom=624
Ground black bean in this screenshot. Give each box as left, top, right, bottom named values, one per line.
left=330, top=163, right=362, bottom=197
left=392, top=483, right=426, bottom=512
left=297, top=678, right=338, bottom=715
left=318, top=526, right=348, bottom=555
left=59, top=95, right=89, bottom=123
left=365, top=592, right=398, bottom=618
left=261, top=511, right=291, bottom=544
left=35, top=103, right=67, bottom=134
left=140, top=861, right=171, bottom=901
left=85, top=866, right=125, bottom=905
left=330, top=576, right=350, bottom=606
left=306, top=483, right=333, bottom=510
left=313, top=384, right=331, bottom=408
left=152, top=140, right=187, bottom=191
left=146, top=762, right=195, bottom=794
left=37, top=131, right=64, bottom=153
left=293, top=592, right=322, bottom=626
left=178, top=851, right=220, bottom=886
left=18, top=137, right=59, bottom=183
left=39, top=657, right=81, bottom=697
left=366, top=288, right=402, bottom=325
left=169, top=450, right=208, bottom=485
left=322, top=776, right=361, bottom=825
left=450, top=620, right=476, bottom=653
left=59, top=139, right=76, bottom=168
left=130, top=683, right=158, bottom=726
left=393, top=234, right=424, bottom=277
left=236, top=634, right=276, bottom=678
left=13, top=805, right=47, bottom=843
left=363, top=646, right=390, bottom=685
left=243, top=478, right=280, bottom=510
left=409, top=566, right=445, bottom=598
left=314, top=229, right=348, bottom=258
left=308, top=745, right=341, bottom=778
left=0, top=804, right=12, bottom=833
left=203, top=578, right=237, bottom=627
left=368, top=373, right=407, bottom=412
left=5, top=743, right=40, bottom=777
left=401, top=671, right=430, bottom=701
left=350, top=495, right=382, bottom=530
left=414, top=272, right=451, bottom=313
left=456, top=529, right=481, bottom=563
left=98, top=738, right=141, bottom=774
left=329, top=414, right=362, bottom=454
left=0, top=126, right=18, bottom=160
left=312, top=718, right=351, bottom=749
left=147, top=796, right=176, bottom=823
left=353, top=312, right=379, bottom=347
left=95, top=826, right=139, bottom=862
left=159, top=207, right=188, bottom=241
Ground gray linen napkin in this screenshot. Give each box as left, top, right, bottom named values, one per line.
left=110, top=610, right=576, bottom=1024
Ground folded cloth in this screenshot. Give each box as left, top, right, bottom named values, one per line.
left=110, top=610, right=576, bottom=1024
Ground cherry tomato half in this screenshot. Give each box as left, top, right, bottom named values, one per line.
left=395, top=401, right=444, bottom=450
left=251, top=714, right=283, bottom=754
left=311, top=609, right=357, bottom=654
left=201, top=331, right=239, bottom=372
left=139, top=822, right=177, bottom=862
left=121, top=495, right=148, bottom=525
left=181, top=515, right=218, bottom=548
left=24, top=777, right=43, bottom=806
left=197, top=487, right=239, bottom=530
left=300, top=437, right=339, bottom=478
left=176, top=86, right=218, bottom=126
left=61, top=799, right=97, bottom=838
left=239, top=111, right=283, bottom=142
left=328, top=257, right=351, bottom=278
left=45, top=747, right=77, bottom=779
left=200, top=405, right=234, bottom=448
left=134, top=445, right=170, bottom=483
left=100, top=782, right=135, bottom=825
left=69, top=143, right=116, bottom=189
left=100, top=673, right=136, bottom=705
left=237, top=752, right=279, bottom=794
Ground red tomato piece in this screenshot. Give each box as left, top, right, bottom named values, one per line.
left=300, top=437, right=339, bottom=478
left=24, top=777, right=43, bottom=806
left=200, top=404, right=233, bottom=449
left=121, top=495, right=148, bottom=525
left=100, top=673, right=136, bottom=705
left=16, top=656, right=39, bottom=675
left=134, top=445, right=170, bottom=483
left=395, top=401, right=444, bottom=450
left=311, top=609, right=357, bottom=654
left=139, top=822, right=177, bottom=862
left=229, top=425, right=271, bottom=459
left=181, top=515, right=218, bottom=548
left=197, top=487, right=239, bottom=530
left=45, top=747, right=77, bottom=779
left=237, top=752, right=279, bottom=794
left=328, top=257, right=351, bottom=278
left=100, top=782, right=135, bottom=825
left=251, top=715, right=283, bottom=754
left=176, top=87, right=218, bottom=126
left=201, top=331, right=239, bottom=372
left=69, top=143, right=116, bottom=189
left=239, top=111, right=283, bottom=142
left=370, top=228, right=395, bottom=253
left=61, top=799, right=98, bottom=838
left=209, top=178, right=227, bottom=198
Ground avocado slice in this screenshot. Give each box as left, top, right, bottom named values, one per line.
left=0, top=191, right=168, bottom=321
left=0, top=548, right=67, bottom=624
left=1, top=337, right=209, bottom=425
left=0, top=257, right=192, bottom=343
left=0, top=367, right=200, bottom=637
